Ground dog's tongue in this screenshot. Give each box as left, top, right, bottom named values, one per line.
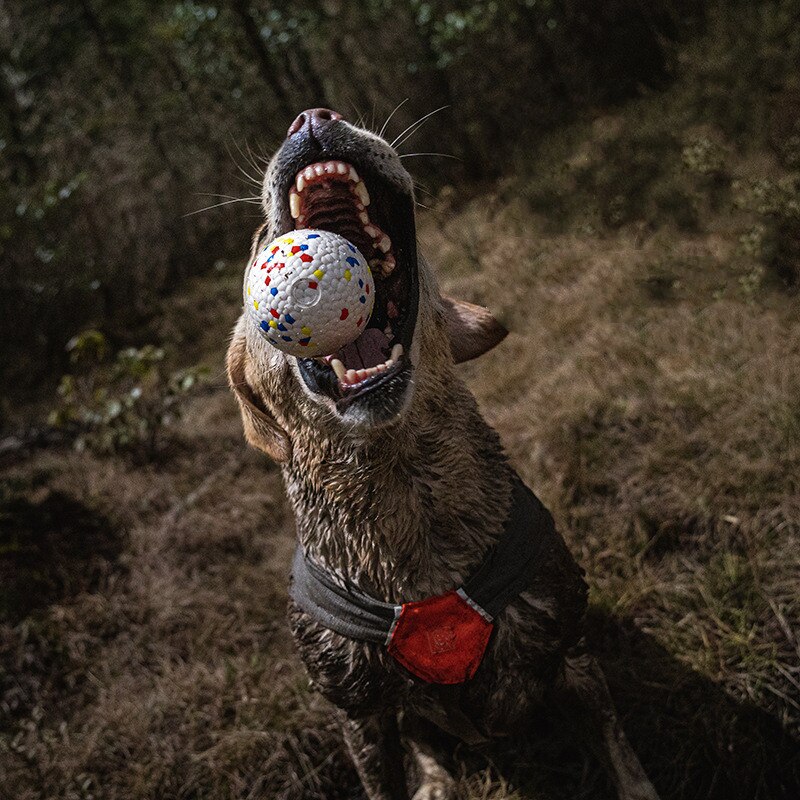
left=335, top=327, right=390, bottom=370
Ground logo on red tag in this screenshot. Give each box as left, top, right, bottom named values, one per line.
left=387, top=590, right=493, bottom=684
left=427, top=626, right=457, bottom=654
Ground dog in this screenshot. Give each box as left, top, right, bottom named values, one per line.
left=226, top=108, right=659, bottom=800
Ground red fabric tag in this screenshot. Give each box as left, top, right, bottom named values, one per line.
left=387, top=590, right=493, bottom=684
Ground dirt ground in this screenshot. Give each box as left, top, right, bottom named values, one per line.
left=3, top=24, right=800, bottom=799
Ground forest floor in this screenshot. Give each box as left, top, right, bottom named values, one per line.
left=3, top=19, right=800, bottom=799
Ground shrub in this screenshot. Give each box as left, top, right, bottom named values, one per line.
left=49, top=330, right=207, bottom=458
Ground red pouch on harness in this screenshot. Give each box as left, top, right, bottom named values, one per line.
left=387, top=590, right=493, bottom=684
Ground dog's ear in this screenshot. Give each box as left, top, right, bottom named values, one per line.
left=226, top=332, right=291, bottom=462
left=442, top=297, right=508, bottom=364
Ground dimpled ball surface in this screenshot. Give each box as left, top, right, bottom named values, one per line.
left=245, top=229, right=374, bottom=357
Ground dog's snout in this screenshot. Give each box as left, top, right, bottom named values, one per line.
left=287, top=108, right=344, bottom=139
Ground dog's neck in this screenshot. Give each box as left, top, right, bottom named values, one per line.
left=282, top=368, right=515, bottom=602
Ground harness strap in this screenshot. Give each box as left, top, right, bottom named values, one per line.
left=289, top=476, right=552, bottom=646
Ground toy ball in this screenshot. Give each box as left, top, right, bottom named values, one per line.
left=244, top=229, right=374, bottom=357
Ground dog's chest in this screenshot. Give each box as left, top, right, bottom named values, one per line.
left=287, top=578, right=581, bottom=734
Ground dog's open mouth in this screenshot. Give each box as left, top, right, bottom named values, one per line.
left=281, top=159, right=419, bottom=412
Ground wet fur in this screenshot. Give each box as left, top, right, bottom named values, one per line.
left=227, top=117, right=659, bottom=800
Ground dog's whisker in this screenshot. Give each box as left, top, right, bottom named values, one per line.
left=412, top=180, right=435, bottom=197
left=399, top=152, right=461, bottom=161
left=234, top=135, right=269, bottom=175
left=224, top=138, right=264, bottom=190
left=183, top=197, right=262, bottom=217
left=196, top=193, right=262, bottom=201
left=389, top=105, right=450, bottom=150
left=378, top=98, right=409, bottom=139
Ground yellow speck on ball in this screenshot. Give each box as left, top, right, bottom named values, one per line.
left=313, top=268, right=324, bottom=279
left=253, top=300, right=259, bottom=310
left=301, top=325, right=311, bottom=336
left=269, top=319, right=277, bottom=328
left=344, top=269, right=352, bottom=281
left=247, top=286, right=251, bottom=295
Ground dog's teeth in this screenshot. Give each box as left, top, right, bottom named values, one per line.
left=364, top=224, right=379, bottom=238
left=313, top=164, right=324, bottom=176
left=391, top=344, right=403, bottom=362
left=354, top=181, right=370, bottom=206
left=304, top=167, right=315, bottom=181
left=336, top=162, right=348, bottom=175
left=323, top=162, right=336, bottom=174
left=385, top=359, right=394, bottom=367
left=383, top=322, right=392, bottom=336
left=349, top=166, right=360, bottom=183
left=377, top=235, right=391, bottom=253
left=345, top=369, right=357, bottom=384
left=296, top=174, right=306, bottom=192
left=359, top=211, right=370, bottom=225
left=330, top=358, right=346, bottom=380
left=289, top=191, right=301, bottom=219
left=382, top=253, right=396, bottom=275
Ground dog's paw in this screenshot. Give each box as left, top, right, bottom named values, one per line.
left=411, top=779, right=457, bottom=800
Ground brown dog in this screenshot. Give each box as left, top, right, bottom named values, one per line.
left=227, top=108, right=659, bottom=800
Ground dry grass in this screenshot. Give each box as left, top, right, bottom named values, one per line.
left=3, top=13, right=800, bottom=799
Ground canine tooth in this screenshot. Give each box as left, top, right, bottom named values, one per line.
left=354, top=181, right=370, bottom=206
left=289, top=191, right=301, bottom=219
left=377, top=235, right=391, bottom=253
left=391, top=344, right=403, bottom=362
left=304, top=166, right=315, bottom=181
left=336, top=163, right=348, bottom=175
left=349, top=166, right=360, bottom=182
left=330, top=358, right=347, bottom=380
left=296, top=174, right=306, bottom=192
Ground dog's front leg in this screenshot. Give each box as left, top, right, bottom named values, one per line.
left=557, top=641, right=660, bottom=800
left=340, top=710, right=410, bottom=800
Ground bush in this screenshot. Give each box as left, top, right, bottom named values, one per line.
left=49, top=330, right=207, bottom=458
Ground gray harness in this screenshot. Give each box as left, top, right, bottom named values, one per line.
left=289, top=477, right=555, bottom=645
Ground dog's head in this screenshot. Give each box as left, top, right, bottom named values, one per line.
left=227, top=108, right=507, bottom=461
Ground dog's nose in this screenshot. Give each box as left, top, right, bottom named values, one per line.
left=287, top=108, right=344, bottom=139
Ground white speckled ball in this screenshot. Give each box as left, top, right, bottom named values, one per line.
left=244, top=229, right=374, bottom=357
